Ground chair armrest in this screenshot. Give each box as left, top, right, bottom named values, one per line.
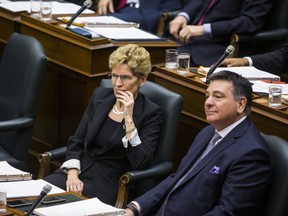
left=37, top=146, right=66, bottom=179
left=115, top=162, right=172, bottom=208
left=126, top=161, right=172, bottom=181
left=44, top=146, right=67, bottom=160
left=0, top=117, right=34, bottom=131
left=230, top=29, right=288, bottom=57
left=232, top=29, right=288, bottom=43
left=157, top=10, right=180, bottom=36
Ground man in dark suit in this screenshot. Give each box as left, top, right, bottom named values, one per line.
left=221, top=42, right=288, bottom=76
left=169, top=0, right=272, bottom=67
left=96, top=0, right=182, bottom=34
left=125, top=70, right=272, bottom=216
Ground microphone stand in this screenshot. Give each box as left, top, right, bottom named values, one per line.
left=205, top=45, right=235, bottom=84
left=25, top=184, right=52, bottom=216
left=66, top=0, right=93, bottom=29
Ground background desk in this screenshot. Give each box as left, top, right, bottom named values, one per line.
left=7, top=192, right=86, bottom=216
left=14, top=14, right=178, bottom=174
left=0, top=8, right=22, bottom=56
left=149, top=66, right=288, bottom=169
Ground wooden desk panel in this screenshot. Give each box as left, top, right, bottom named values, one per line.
left=19, top=15, right=178, bottom=75
left=150, top=66, right=288, bottom=169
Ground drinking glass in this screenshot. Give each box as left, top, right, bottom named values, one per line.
left=41, top=1, right=52, bottom=22
left=269, top=85, right=282, bottom=107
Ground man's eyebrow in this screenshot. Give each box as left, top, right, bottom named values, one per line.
left=213, top=90, right=224, bottom=94
left=206, top=90, right=224, bottom=95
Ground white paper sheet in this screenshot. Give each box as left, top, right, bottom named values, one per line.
left=0, top=161, right=30, bottom=176
left=251, top=81, right=288, bottom=94
left=0, top=179, right=65, bottom=198
left=60, top=16, right=161, bottom=40
left=0, top=1, right=94, bottom=14
left=86, top=26, right=160, bottom=40
left=34, top=197, right=125, bottom=216
left=0, top=161, right=32, bottom=181
left=59, top=16, right=130, bottom=25
left=200, top=66, right=280, bottom=81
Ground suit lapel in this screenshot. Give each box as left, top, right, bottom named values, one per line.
left=85, top=93, right=115, bottom=147
left=173, top=132, right=214, bottom=181
left=176, top=118, right=251, bottom=187
left=187, top=135, right=234, bottom=178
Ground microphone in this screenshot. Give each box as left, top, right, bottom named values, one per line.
left=205, top=45, right=235, bottom=84
left=25, top=184, right=52, bottom=216
left=66, top=0, right=93, bottom=29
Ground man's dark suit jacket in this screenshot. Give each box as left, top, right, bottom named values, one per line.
left=179, top=0, right=272, bottom=66
left=65, top=0, right=181, bottom=33
left=135, top=117, right=272, bottom=216
left=110, top=0, right=182, bottom=33
left=55, top=87, right=162, bottom=204
left=252, top=41, right=288, bottom=75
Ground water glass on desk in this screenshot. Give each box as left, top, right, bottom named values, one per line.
left=269, top=85, right=282, bottom=107
left=30, top=0, right=42, bottom=19
left=41, top=1, right=52, bottom=22
left=177, top=53, right=190, bottom=75
left=165, top=49, right=178, bottom=69
left=0, top=189, right=7, bottom=213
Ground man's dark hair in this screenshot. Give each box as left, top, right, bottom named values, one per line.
left=209, top=70, right=252, bottom=115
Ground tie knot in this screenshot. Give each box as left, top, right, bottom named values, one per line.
left=210, top=132, right=221, bottom=146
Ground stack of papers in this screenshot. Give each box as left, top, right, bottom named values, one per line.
left=59, top=16, right=162, bottom=41
left=34, top=197, right=125, bottom=216
left=199, top=66, right=280, bottom=81
left=251, top=81, right=288, bottom=95
left=0, top=161, right=32, bottom=181
left=0, top=1, right=95, bottom=14
left=0, top=179, right=65, bottom=198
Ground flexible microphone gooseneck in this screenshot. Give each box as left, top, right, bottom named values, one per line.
left=25, top=184, right=52, bottom=216
left=66, top=0, right=93, bottom=29
left=205, top=45, right=235, bottom=84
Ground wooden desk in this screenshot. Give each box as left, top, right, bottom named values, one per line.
left=149, top=66, right=288, bottom=169
left=14, top=14, right=179, bottom=173
left=0, top=8, right=22, bottom=57
left=7, top=192, right=86, bottom=216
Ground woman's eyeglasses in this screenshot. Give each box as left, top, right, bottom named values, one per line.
left=108, top=73, right=134, bottom=82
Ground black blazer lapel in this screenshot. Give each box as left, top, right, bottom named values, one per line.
left=85, top=92, right=115, bottom=148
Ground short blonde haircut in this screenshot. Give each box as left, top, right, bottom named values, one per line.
left=108, top=44, right=152, bottom=77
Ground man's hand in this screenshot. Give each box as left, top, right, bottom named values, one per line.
left=221, top=58, right=249, bottom=67
left=124, top=208, right=134, bottom=216
left=178, top=25, right=204, bottom=43
left=169, top=16, right=187, bottom=39
left=97, top=0, right=114, bottom=15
